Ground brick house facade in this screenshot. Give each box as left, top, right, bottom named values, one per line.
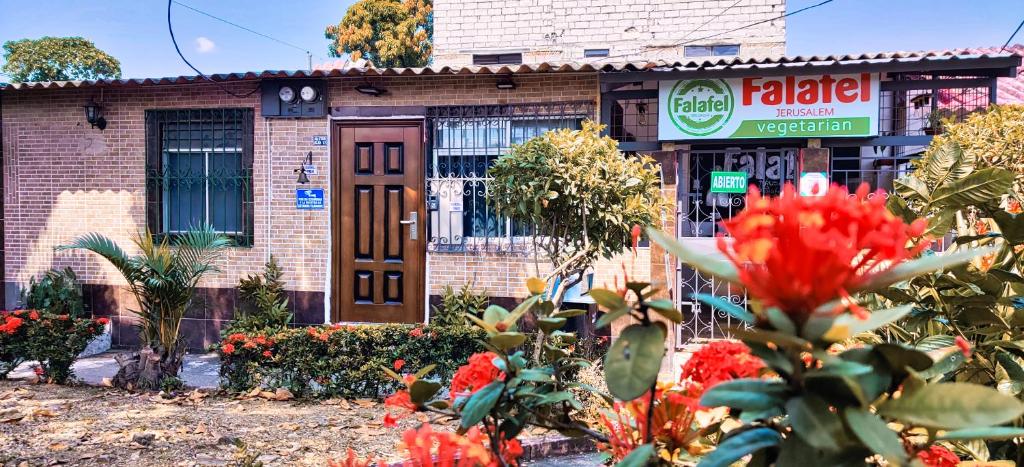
left=432, top=0, right=787, bottom=65
left=0, top=71, right=653, bottom=350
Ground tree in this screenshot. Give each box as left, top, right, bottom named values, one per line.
left=324, top=0, right=432, bottom=68
left=488, top=121, right=668, bottom=308
left=2, top=36, right=121, bottom=83
left=59, top=226, right=229, bottom=389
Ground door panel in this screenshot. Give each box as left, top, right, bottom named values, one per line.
left=333, top=122, right=424, bottom=323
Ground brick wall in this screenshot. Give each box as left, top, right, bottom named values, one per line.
left=1, top=72, right=632, bottom=348
left=433, top=0, right=787, bottom=65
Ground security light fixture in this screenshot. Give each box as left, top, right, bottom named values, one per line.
left=495, top=76, right=517, bottom=90
left=83, top=99, right=106, bottom=130
left=295, top=151, right=313, bottom=184
left=354, top=81, right=386, bottom=96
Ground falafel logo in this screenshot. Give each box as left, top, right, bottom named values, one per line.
left=667, top=79, right=735, bottom=137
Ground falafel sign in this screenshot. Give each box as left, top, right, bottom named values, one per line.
left=658, top=73, right=879, bottom=139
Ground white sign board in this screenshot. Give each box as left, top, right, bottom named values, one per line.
left=659, top=73, right=880, bottom=140
left=799, top=172, right=829, bottom=197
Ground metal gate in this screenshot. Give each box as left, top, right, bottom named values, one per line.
left=675, top=147, right=797, bottom=345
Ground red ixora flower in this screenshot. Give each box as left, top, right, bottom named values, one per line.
left=916, top=445, right=960, bottom=467
left=28, top=310, right=39, bottom=320
left=955, top=336, right=972, bottom=358
left=393, top=359, right=406, bottom=371
left=408, top=327, right=424, bottom=338
left=680, top=341, right=764, bottom=393
left=262, top=350, right=272, bottom=358
left=449, top=352, right=505, bottom=400
left=0, top=316, right=24, bottom=335
left=95, top=317, right=109, bottom=326
left=221, top=343, right=235, bottom=355
left=718, top=183, right=927, bottom=322
left=398, top=424, right=517, bottom=467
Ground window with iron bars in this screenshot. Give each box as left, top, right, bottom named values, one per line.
left=145, top=108, right=255, bottom=246
left=426, top=102, right=596, bottom=253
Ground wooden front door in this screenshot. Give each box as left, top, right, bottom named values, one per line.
left=332, top=121, right=425, bottom=323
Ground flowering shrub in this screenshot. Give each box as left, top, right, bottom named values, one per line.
left=648, top=183, right=1024, bottom=466
left=0, top=309, right=106, bottom=383
left=216, top=323, right=484, bottom=399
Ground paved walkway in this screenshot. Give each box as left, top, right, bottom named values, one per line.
left=9, top=351, right=222, bottom=389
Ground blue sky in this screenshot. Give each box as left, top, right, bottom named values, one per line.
left=0, top=0, right=1021, bottom=79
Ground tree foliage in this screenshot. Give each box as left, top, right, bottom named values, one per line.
left=2, top=36, right=121, bottom=82
left=488, top=121, right=668, bottom=305
left=918, top=105, right=1024, bottom=190
left=324, top=0, right=432, bottom=68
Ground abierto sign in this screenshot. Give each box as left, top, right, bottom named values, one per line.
left=659, top=73, right=880, bottom=140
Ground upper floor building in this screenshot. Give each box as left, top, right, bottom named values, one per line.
left=432, top=0, right=787, bottom=66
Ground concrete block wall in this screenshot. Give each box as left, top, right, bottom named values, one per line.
left=433, top=0, right=787, bottom=65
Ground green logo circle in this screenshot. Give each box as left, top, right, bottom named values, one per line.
left=666, top=79, right=735, bottom=137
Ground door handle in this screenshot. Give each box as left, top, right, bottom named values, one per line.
left=400, top=212, right=418, bottom=240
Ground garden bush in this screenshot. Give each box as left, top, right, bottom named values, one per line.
left=0, top=309, right=106, bottom=383
left=216, top=323, right=485, bottom=399
left=20, top=267, right=85, bottom=318
left=430, top=282, right=489, bottom=327
left=224, top=255, right=292, bottom=335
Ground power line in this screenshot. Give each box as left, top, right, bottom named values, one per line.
left=674, top=0, right=745, bottom=45
left=167, top=0, right=261, bottom=98
left=597, top=0, right=837, bottom=62
left=1002, top=18, right=1024, bottom=51
left=170, top=0, right=322, bottom=61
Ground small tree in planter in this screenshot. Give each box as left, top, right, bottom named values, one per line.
left=59, top=225, right=229, bottom=389
left=488, top=120, right=668, bottom=308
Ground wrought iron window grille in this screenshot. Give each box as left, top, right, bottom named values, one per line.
left=425, top=101, right=595, bottom=254
left=145, top=108, right=255, bottom=247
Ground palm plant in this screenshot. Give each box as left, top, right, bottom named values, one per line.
left=59, top=225, right=230, bottom=389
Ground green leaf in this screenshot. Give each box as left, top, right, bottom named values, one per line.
left=877, top=382, right=1024, bottom=429
left=414, top=364, right=437, bottom=380
left=552, top=308, right=587, bottom=319
left=937, top=427, right=1024, bottom=441
left=698, top=427, right=781, bottom=467
left=536, top=317, right=567, bottom=333
left=787, top=396, right=844, bottom=451
left=615, top=443, right=654, bottom=467
left=928, top=167, right=1013, bottom=209
left=855, top=248, right=997, bottom=292
left=894, top=176, right=931, bottom=201
left=590, top=289, right=627, bottom=311
left=886, top=194, right=917, bottom=224
left=503, top=295, right=541, bottom=326
left=604, top=324, right=666, bottom=400
left=483, top=305, right=510, bottom=325
left=693, top=293, right=755, bottom=323
left=843, top=407, right=907, bottom=465
left=595, top=308, right=630, bottom=329
left=922, top=140, right=973, bottom=187
left=727, top=326, right=811, bottom=351
left=804, top=373, right=868, bottom=406
left=924, top=209, right=956, bottom=238
left=699, top=378, right=788, bottom=411
left=409, top=380, right=442, bottom=404
left=646, top=299, right=683, bottom=322
left=765, top=308, right=796, bottom=335
left=489, top=332, right=527, bottom=350
left=993, top=210, right=1024, bottom=245
left=873, top=343, right=934, bottom=375
left=648, top=228, right=739, bottom=284
left=822, top=305, right=915, bottom=341
left=518, top=368, right=554, bottom=382
left=459, top=382, right=504, bottom=429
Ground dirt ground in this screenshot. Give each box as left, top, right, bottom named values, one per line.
left=0, top=380, right=452, bottom=466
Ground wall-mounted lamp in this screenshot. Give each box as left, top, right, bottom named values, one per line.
left=83, top=99, right=106, bottom=130
left=495, top=76, right=517, bottom=90
left=354, top=80, right=387, bottom=96
left=295, top=151, right=313, bottom=184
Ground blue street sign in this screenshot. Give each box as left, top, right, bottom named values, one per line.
left=312, top=135, right=328, bottom=146
left=296, top=188, right=325, bottom=210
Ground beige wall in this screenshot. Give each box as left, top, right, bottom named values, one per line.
left=433, top=0, right=787, bottom=65
left=1, top=73, right=619, bottom=309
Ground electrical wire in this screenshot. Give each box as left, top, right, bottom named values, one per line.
left=1002, top=18, right=1024, bottom=51
left=595, top=0, right=837, bottom=62
left=673, top=0, right=746, bottom=45
left=167, top=0, right=261, bottom=98
left=171, top=0, right=322, bottom=61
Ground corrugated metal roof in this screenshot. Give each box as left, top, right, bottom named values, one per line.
left=0, top=49, right=1020, bottom=91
